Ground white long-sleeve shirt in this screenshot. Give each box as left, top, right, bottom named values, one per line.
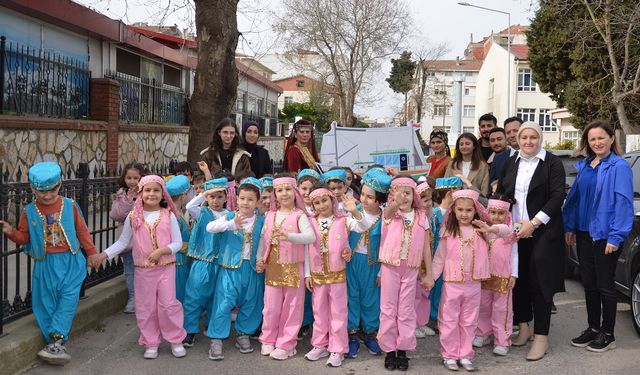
left=104, top=210, right=182, bottom=259
left=512, top=149, right=551, bottom=225
left=207, top=214, right=257, bottom=260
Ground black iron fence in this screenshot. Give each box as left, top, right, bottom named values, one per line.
left=105, top=70, right=188, bottom=125
left=0, top=36, right=90, bottom=119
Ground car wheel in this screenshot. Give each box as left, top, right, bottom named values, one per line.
left=632, top=268, right=640, bottom=335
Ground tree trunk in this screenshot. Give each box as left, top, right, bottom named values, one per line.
left=187, top=0, right=239, bottom=162
left=416, top=96, right=423, bottom=123
left=614, top=97, right=640, bottom=135
left=403, top=91, right=408, bottom=125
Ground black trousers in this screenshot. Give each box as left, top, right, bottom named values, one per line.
left=576, top=231, right=621, bottom=335
left=513, top=238, right=553, bottom=335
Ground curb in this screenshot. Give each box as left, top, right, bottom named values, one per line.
left=0, top=276, right=127, bottom=375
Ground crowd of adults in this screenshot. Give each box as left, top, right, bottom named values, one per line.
left=197, top=113, right=633, bottom=358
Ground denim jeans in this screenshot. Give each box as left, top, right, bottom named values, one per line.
left=121, top=250, right=135, bottom=299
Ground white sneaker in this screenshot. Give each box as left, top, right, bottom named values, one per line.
left=326, top=352, right=344, bottom=367
left=472, top=335, right=492, bottom=348
left=415, top=327, right=427, bottom=338
left=493, top=345, right=509, bottom=356
left=208, top=339, right=224, bottom=360
left=305, top=347, right=330, bottom=361
left=143, top=346, right=158, bottom=359
left=459, top=358, right=477, bottom=372
left=123, top=297, right=135, bottom=314
left=443, top=358, right=459, bottom=371
left=171, top=343, right=187, bottom=358
left=421, top=325, right=436, bottom=336
left=270, top=347, right=296, bottom=360
left=261, top=344, right=275, bottom=356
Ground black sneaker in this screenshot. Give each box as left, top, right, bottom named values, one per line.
left=297, top=324, right=311, bottom=341
left=183, top=333, right=196, bottom=347
left=570, top=328, right=599, bottom=347
left=396, top=350, right=409, bottom=371
left=384, top=351, right=397, bottom=371
left=586, top=332, right=616, bottom=352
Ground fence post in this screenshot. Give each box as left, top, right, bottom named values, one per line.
left=0, top=162, right=4, bottom=335
left=1, top=36, right=6, bottom=115
left=78, top=162, right=90, bottom=298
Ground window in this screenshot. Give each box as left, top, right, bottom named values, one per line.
left=563, top=131, right=580, bottom=144
left=516, top=108, right=536, bottom=122
left=518, top=68, right=537, bottom=91
left=539, top=109, right=556, bottom=131
left=463, top=105, right=475, bottom=118
left=489, top=78, right=495, bottom=98
left=247, top=96, right=257, bottom=114
left=434, top=88, right=447, bottom=96
left=270, top=103, right=277, bottom=118
left=464, top=88, right=470, bottom=96
left=434, top=105, right=451, bottom=117
left=284, top=96, right=294, bottom=106
left=257, top=98, right=264, bottom=115
left=463, top=126, right=475, bottom=134
left=296, top=79, right=305, bottom=88
left=269, top=119, right=278, bottom=137
left=163, top=65, right=181, bottom=88
left=236, top=92, right=246, bottom=113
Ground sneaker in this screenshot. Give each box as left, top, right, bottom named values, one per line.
left=472, top=335, right=491, bottom=348
left=235, top=334, right=254, bottom=353
left=123, top=297, right=135, bottom=314
left=415, top=327, right=427, bottom=338
left=363, top=335, right=382, bottom=355
left=586, top=332, right=616, bottom=353
left=571, top=328, right=599, bottom=348
left=459, top=358, right=477, bottom=372
left=421, top=325, right=436, bottom=336
left=297, top=324, right=311, bottom=341
left=305, top=347, right=330, bottom=361
left=493, top=345, right=509, bottom=356
left=384, top=351, right=397, bottom=371
left=443, top=358, right=459, bottom=371
left=208, top=339, right=224, bottom=360
left=143, top=346, right=158, bottom=359
left=250, top=328, right=262, bottom=340
left=396, top=350, right=409, bottom=371
left=346, top=337, right=360, bottom=358
left=171, top=343, right=187, bottom=358
left=261, top=344, right=275, bottom=356
left=37, top=340, right=71, bottom=365
left=182, top=333, right=196, bottom=348
left=270, top=347, right=296, bottom=360
left=326, top=352, right=344, bottom=367
left=551, top=302, right=557, bottom=314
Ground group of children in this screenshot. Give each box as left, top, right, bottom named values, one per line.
left=0, top=160, right=521, bottom=372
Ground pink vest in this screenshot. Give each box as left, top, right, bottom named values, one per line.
left=441, top=231, right=490, bottom=282
left=308, top=216, right=349, bottom=273
left=131, top=209, right=176, bottom=267
left=262, top=209, right=305, bottom=264
left=379, top=209, right=427, bottom=268
left=488, top=238, right=512, bottom=278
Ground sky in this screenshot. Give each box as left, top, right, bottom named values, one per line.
left=78, top=0, right=537, bottom=120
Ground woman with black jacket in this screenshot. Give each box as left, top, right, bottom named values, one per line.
left=241, top=120, right=272, bottom=178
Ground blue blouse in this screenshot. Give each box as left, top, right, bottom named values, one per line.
left=575, top=155, right=609, bottom=231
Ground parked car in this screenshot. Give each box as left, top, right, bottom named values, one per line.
left=563, top=150, right=640, bottom=335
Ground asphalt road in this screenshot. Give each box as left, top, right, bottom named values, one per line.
left=20, top=279, right=640, bottom=375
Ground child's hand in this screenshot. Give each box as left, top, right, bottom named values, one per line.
left=376, top=276, right=381, bottom=288
left=341, top=249, right=352, bottom=262
left=147, top=249, right=163, bottom=265
left=234, top=213, right=247, bottom=228
left=89, top=253, right=107, bottom=269
left=127, top=185, right=139, bottom=199
left=455, top=174, right=472, bottom=189
left=0, top=220, right=13, bottom=235
left=273, top=227, right=288, bottom=242
left=256, top=260, right=265, bottom=273
left=342, top=195, right=358, bottom=213
left=386, top=167, right=396, bottom=176
left=472, top=219, right=494, bottom=233
left=508, top=276, right=517, bottom=290
left=420, top=275, right=435, bottom=291
left=305, top=277, right=314, bottom=292
left=197, top=160, right=209, bottom=174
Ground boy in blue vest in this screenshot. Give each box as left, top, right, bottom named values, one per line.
left=204, top=177, right=265, bottom=360
left=0, top=162, right=97, bottom=365
left=165, top=175, right=193, bottom=304
left=346, top=168, right=391, bottom=358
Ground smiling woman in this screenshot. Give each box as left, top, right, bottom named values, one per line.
left=282, top=119, right=320, bottom=173
left=200, top=118, right=252, bottom=179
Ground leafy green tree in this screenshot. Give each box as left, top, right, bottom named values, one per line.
left=387, top=51, right=417, bottom=125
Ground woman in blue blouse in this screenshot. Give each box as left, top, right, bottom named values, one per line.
left=563, top=120, right=634, bottom=353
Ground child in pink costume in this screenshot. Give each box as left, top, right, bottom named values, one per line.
left=432, top=189, right=494, bottom=371
left=303, top=189, right=369, bottom=367
left=256, top=176, right=316, bottom=360
left=97, top=175, right=187, bottom=359
left=378, top=176, right=434, bottom=371
left=414, top=181, right=434, bottom=338
left=472, top=195, right=518, bottom=356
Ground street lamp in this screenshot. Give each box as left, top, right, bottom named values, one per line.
left=458, top=2, right=511, bottom=117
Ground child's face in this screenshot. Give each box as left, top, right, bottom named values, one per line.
left=172, top=194, right=185, bottom=210
left=359, top=185, right=381, bottom=213
left=260, top=189, right=271, bottom=210
left=312, top=194, right=333, bottom=218
left=420, top=190, right=433, bottom=212
left=237, top=189, right=259, bottom=216
left=275, top=184, right=295, bottom=209
left=141, top=182, right=163, bottom=208
left=125, top=168, right=141, bottom=190
left=345, top=171, right=353, bottom=187
left=298, top=180, right=314, bottom=206
left=194, top=182, right=204, bottom=195
left=393, top=186, right=414, bottom=212
left=205, top=190, right=227, bottom=211
left=453, top=198, right=475, bottom=225
left=489, top=208, right=507, bottom=225
left=33, top=185, right=61, bottom=206
left=328, top=181, right=345, bottom=201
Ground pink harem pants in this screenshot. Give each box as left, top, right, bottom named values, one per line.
left=438, top=276, right=481, bottom=360
left=311, top=282, right=348, bottom=353
left=476, top=289, right=512, bottom=347
left=377, top=261, right=418, bottom=352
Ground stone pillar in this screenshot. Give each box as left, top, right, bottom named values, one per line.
left=90, top=78, right=120, bottom=175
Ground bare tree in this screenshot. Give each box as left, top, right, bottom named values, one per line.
left=274, top=0, right=410, bottom=127
left=410, top=42, right=450, bottom=123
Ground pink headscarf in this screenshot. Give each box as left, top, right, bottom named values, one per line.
left=487, top=199, right=512, bottom=226
left=308, top=188, right=343, bottom=218
left=226, top=180, right=237, bottom=211
left=269, top=177, right=306, bottom=211
left=388, top=176, right=423, bottom=210
left=131, top=175, right=178, bottom=229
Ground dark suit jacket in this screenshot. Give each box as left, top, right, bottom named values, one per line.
left=496, top=151, right=566, bottom=300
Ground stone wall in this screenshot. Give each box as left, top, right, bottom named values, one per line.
left=118, top=126, right=189, bottom=169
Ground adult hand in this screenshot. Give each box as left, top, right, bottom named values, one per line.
left=565, top=232, right=576, bottom=246
left=515, top=220, right=535, bottom=239
left=604, top=243, right=619, bottom=255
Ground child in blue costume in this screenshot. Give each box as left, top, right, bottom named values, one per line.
left=181, top=177, right=229, bottom=347
left=166, top=175, right=193, bottom=304
left=1, top=162, right=97, bottom=365
left=346, top=168, right=392, bottom=358
left=205, top=177, right=266, bottom=360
